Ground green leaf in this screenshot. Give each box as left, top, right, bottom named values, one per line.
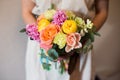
left=94, top=32, right=101, bottom=37
left=83, top=39, right=92, bottom=53
left=20, top=28, right=26, bottom=33
left=42, top=63, right=51, bottom=71
left=92, top=26, right=101, bottom=37
left=89, top=32, right=95, bottom=42
left=84, top=39, right=92, bottom=47
left=59, top=60, right=65, bottom=74
left=47, top=49, right=59, bottom=60
left=92, top=26, right=97, bottom=32
left=51, top=3, right=55, bottom=9
left=52, top=44, right=66, bottom=56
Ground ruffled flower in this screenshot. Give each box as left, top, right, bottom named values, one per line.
left=26, top=24, right=40, bottom=42
left=53, top=32, right=67, bottom=49
left=37, top=18, right=50, bottom=32
left=75, top=17, right=85, bottom=28
left=40, top=24, right=60, bottom=51
left=44, top=9, right=56, bottom=20
left=52, top=10, right=67, bottom=26
left=62, top=20, right=77, bottom=34
left=65, top=33, right=82, bottom=52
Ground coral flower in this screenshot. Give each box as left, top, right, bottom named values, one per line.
left=40, top=24, right=60, bottom=51
left=37, top=18, right=50, bottom=32
left=62, top=20, right=77, bottom=34
left=65, top=33, right=82, bottom=52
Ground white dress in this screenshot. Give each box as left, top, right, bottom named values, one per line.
left=26, top=0, right=95, bottom=80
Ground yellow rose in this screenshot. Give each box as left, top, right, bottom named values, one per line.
left=37, top=18, right=50, bottom=32
left=62, top=20, right=77, bottom=34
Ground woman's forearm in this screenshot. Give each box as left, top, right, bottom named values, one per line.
left=22, top=11, right=37, bottom=24
left=93, top=0, right=109, bottom=31
left=93, top=10, right=108, bottom=31
left=22, top=0, right=36, bottom=24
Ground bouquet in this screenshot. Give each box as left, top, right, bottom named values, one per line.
left=20, top=9, right=100, bottom=73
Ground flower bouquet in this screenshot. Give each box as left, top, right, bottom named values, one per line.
left=20, top=9, right=100, bottom=73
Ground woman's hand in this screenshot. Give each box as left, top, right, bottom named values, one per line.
left=22, top=0, right=37, bottom=24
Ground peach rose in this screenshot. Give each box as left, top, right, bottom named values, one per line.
left=65, top=33, right=82, bottom=52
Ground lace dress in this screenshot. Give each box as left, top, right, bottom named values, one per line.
left=25, top=0, right=95, bottom=80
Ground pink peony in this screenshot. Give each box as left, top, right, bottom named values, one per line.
left=26, top=24, right=40, bottom=42
left=65, top=33, right=82, bottom=52
left=52, top=10, right=67, bottom=26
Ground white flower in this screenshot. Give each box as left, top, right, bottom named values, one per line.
left=80, top=29, right=85, bottom=36
left=86, top=19, right=93, bottom=29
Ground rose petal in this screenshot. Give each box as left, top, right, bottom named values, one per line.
left=65, top=45, right=74, bottom=53
left=75, top=33, right=81, bottom=42
left=67, top=33, right=76, bottom=46
left=74, top=42, right=82, bottom=49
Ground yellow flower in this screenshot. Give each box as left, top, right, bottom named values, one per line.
left=62, top=20, right=77, bottom=34
left=53, top=32, right=67, bottom=49
left=37, top=18, right=50, bottom=32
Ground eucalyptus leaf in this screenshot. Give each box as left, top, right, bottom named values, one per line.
left=48, top=49, right=59, bottom=60
left=42, top=63, right=51, bottom=71
left=20, top=28, right=26, bottom=33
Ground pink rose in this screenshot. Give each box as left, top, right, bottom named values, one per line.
left=65, top=33, right=82, bottom=52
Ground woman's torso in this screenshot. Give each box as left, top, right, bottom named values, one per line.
left=32, top=0, right=95, bottom=19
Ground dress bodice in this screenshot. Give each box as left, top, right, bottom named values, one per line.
left=32, top=0, right=95, bottom=19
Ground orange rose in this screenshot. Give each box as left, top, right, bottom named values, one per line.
left=40, top=24, right=60, bottom=51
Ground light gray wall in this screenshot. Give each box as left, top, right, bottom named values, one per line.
left=0, top=0, right=26, bottom=80
left=94, top=0, right=120, bottom=80
left=0, top=0, right=120, bottom=80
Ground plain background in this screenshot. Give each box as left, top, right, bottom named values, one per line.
left=0, top=0, right=120, bottom=80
